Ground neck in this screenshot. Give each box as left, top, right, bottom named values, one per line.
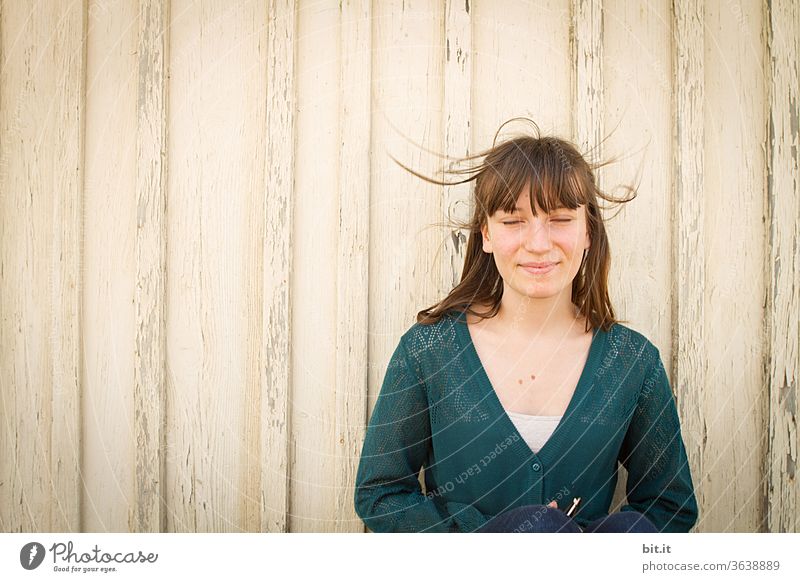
left=495, top=286, right=585, bottom=338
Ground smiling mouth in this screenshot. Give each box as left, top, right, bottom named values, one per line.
left=520, top=262, right=558, bottom=275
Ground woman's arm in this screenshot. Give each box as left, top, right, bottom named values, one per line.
left=617, top=347, right=699, bottom=532
left=354, top=336, right=457, bottom=532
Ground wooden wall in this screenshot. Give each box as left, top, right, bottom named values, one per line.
left=0, top=0, right=797, bottom=533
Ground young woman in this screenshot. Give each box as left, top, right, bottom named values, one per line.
left=354, top=120, right=698, bottom=533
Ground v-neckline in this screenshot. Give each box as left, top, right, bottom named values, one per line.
left=451, top=310, right=607, bottom=460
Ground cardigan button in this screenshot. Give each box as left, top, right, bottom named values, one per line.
left=531, top=462, right=541, bottom=471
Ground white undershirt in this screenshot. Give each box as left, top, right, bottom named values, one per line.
left=505, top=411, right=562, bottom=453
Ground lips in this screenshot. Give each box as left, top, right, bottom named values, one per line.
left=520, top=262, right=557, bottom=275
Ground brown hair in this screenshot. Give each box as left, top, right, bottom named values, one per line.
left=394, top=118, right=636, bottom=332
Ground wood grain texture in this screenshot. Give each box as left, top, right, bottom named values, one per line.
left=572, top=0, right=603, bottom=153
left=166, top=0, right=266, bottom=532
left=600, top=0, right=673, bottom=518
left=765, top=0, right=799, bottom=533
left=292, top=1, right=341, bottom=532
left=0, top=0, right=86, bottom=532
left=368, top=0, right=444, bottom=529
left=441, top=0, right=472, bottom=293
left=572, top=0, right=626, bottom=511
left=240, top=5, right=268, bottom=533
left=50, top=0, right=86, bottom=535
left=334, top=0, right=371, bottom=533
left=82, top=0, right=138, bottom=532
left=472, top=0, right=571, bottom=144
left=261, top=0, right=295, bottom=532
left=133, top=0, right=169, bottom=533
left=672, top=0, right=706, bottom=532
left=602, top=0, right=672, bottom=352
left=702, top=0, right=766, bottom=532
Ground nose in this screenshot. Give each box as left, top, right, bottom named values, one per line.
left=522, top=219, right=552, bottom=252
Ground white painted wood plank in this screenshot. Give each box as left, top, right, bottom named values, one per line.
left=239, top=3, right=269, bottom=533
left=49, top=0, right=86, bottom=535
left=133, top=0, right=169, bottom=533
left=82, top=0, right=138, bottom=532
left=334, top=0, right=371, bottom=533
left=0, top=0, right=86, bottom=533
left=572, top=0, right=622, bottom=510
left=368, top=0, right=444, bottom=519
left=472, top=0, right=571, bottom=146
left=601, top=0, right=672, bottom=358
left=766, top=0, right=799, bottom=533
left=441, top=0, right=472, bottom=293
left=261, top=0, right=296, bottom=533
left=572, top=0, right=603, bottom=153
left=369, top=2, right=445, bottom=352
left=701, top=0, right=766, bottom=532
left=601, top=0, right=672, bottom=517
left=293, top=1, right=342, bottom=532
left=166, top=0, right=265, bottom=532
left=672, top=0, right=705, bottom=532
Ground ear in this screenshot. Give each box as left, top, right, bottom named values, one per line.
left=481, top=223, right=492, bottom=253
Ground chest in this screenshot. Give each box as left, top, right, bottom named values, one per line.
left=470, top=329, right=593, bottom=416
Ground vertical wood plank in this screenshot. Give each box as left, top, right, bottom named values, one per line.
left=334, top=0, right=371, bottom=533
left=51, top=0, right=87, bottom=535
left=702, top=0, right=766, bottom=532
left=572, top=0, right=603, bottom=153
left=441, top=0, right=472, bottom=291
left=573, top=0, right=619, bottom=507
left=672, top=0, right=706, bottom=531
left=167, top=0, right=267, bottom=533
left=133, top=0, right=169, bottom=533
left=765, top=0, right=799, bottom=533
left=602, top=0, right=672, bottom=348
left=601, top=0, right=673, bottom=516
left=0, top=0, right=86, bottom=532
left=82, top=0, right=139, bottom=532
left=262, top=0, right=296, bottom=532
left=240, top=4, right=269, bottom=533
left=293, top=2, right=341, bottom=532
left=472, top=0, right=572, bottom=145
left=368, top=0, right=444, bottom=528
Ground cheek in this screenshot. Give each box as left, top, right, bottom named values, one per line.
left=553, top=227, right=585, bottom=251
left=492, top=234, right=523, bottom=257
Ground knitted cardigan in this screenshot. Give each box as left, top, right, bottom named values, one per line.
left=354, top=310, right=698, bottom=532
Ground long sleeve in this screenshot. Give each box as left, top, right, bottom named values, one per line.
left=617, top=348, right=699, bottom=532
left=354, top=337, right=457, bottom=532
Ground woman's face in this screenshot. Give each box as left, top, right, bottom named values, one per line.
left=481, top=187, right=591, bottom=305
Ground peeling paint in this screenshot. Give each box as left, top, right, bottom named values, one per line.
left=780, top=381, right=797, bottom=415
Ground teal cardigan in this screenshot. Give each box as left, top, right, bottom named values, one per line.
left=354, top=310, right=698, bottom=532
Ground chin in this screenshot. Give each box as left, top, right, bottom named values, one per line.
left=515, top=286, right=561, bottom=300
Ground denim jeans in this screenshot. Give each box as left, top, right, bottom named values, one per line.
left=477, top=504, right=659, bottom=533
